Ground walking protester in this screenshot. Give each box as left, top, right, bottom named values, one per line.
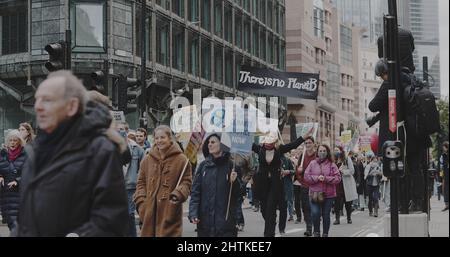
left=18, top=123, right=35, bottom=145
left=333, top=146, right=357, bottom=225
left=364, top=152, right=383, bottom=217
left=134, top=125, right=192, bottom=237
left=15, top=71, right=128, bottom=236
left=294, top=136, right=316, bottom=236
left=122, top=130, right=145, bottom=237
left=304, top=144, right=341, bottom=237
left=441, top=141, right=449, bottom=211
left=233, top=153, right=256, bottom=232
left=0, top=130, right=26, bottom=231
left=354, top=154, right=368, bottom=211
left=189, top=133, right=242, bottom=237
left=136, top=128, right=151, bottom=151
left=279, top=154, right=295, bottom=234
left=252, top=129, right=313, bottom=237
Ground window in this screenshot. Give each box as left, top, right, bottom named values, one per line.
left=214, top=45, right=223, bottom=84
left=260, top=29, right=266, bottom=61
left=157, top=0, right=169, bottom=10
left=267, top=0, right=273, bottom=29
left=280, top=43, right=285, bottom=70
left=135, top=6, right=151, bottom=60
left=313, top=7, right=324, bottom=39
left=275, top=4, right=280, bottom=34
left=201, top=38, right=211, bottom=80
left=201, top=0, right=210, bottom=31
left=340, top=25, right=352, bottom=66
left=172, top=22, right=185, bottom=71
left=172, top=0, right=184, bottom=18
left=268, top=34, right=274, bottom=64
left=235, top=13, right=242, bottom=48
left=224, top=4, right=232, bottom=43
left=225, top=48, right=233, bottom=87
left=214, top=0, right=222, bottom=37
left=243, top=18, right=250, bottom=52
left=189, top=0, right=199, bottom=22
left=1, top=1, right=27, bottom=55
left=243, top=0, right=251, bottom=12
left=71, top=1, right=106, bottom=52
left=188, top=31, right=199, bottom=76
left=156, top=15, right=169, bottom=66
left=259, top=0, right=266, bottom=24
left=252, top=22, right=259, bottom=57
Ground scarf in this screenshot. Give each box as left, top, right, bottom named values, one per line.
left=263, top=143, right=275, bottom=150
left=8, top=146, right=23, bottom=162
left=35, top=118, right=78, bottom=172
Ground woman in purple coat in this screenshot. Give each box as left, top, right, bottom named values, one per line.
left=304, top=144, right=341, bottom=237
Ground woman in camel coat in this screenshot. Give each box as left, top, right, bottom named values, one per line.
left=134, top=125, right=192, bottom=237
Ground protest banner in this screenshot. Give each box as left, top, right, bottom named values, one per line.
left=295, top=123, right=319, bottom=140
left=238, top=66, right=319, bottom=100
left=111, top=111, right=125, bottom=123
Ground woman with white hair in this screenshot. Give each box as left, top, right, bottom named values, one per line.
left=252, top=129, right=313, bottom=237
left=0, top=130, right=27, bottom=231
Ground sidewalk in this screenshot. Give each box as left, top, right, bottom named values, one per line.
left=429, top=196, right=449, bottom=237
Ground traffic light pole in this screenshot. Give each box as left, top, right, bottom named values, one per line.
left=140, top=0, right=147, bottom=126
left=386, top=0, right=401, bottom=237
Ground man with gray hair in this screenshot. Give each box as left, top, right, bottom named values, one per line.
left=14, top=70, right=128, bottom=236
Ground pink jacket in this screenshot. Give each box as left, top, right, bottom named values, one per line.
left=304, top=159, right=341, bottom=199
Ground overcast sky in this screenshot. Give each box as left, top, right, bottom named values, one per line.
left=439, top=0, right=449, bottom=98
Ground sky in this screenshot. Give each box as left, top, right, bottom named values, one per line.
left=439, top=0, right=449, bottom=99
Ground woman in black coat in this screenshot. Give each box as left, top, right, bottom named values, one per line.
left=252, top=129, right=312, bottom=237
left=189, top=133, right=242, bottom=237
left=0, top=130, right=27, bottom=231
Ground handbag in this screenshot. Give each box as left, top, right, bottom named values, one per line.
left=310, top=164, right=325, bottom=203
left=311, top=191, right=325, bottom=203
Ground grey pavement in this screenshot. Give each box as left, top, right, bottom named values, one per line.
left=1, top=195, right=447, bottom=237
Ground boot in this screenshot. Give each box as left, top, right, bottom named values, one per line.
left=374, top=202, right=379, bottom=217
left=333, top=212, right=340, bottom=225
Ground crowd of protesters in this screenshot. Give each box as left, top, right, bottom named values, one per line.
left=0, top=70, right=448, bottom=237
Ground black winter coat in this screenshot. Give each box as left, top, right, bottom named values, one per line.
left=0, top=148, right=26, bottom=220
left=15, top=102, right=129, bottom=237
left=189, top=152, right=242, bottom=237
left=252, top=136, right=306, bottom=201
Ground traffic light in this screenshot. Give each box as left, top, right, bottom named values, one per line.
left=118, top=75, right=139, bottom=113
left=44, top=41, right=68, bottom=71
left=91, top=70, right=106, bottom=94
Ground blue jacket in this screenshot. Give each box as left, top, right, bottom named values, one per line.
left=124, top=141, right=145, bottom=190
left=189, top=152, right=242, bottom=237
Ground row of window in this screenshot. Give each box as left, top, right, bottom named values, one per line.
left=1, top=1, right=285, bottom=75
left=156, top=0, right=286, bottom=36
left=138, top=12, right=286, bottom=76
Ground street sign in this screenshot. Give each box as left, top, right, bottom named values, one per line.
left=388, top=89, right=397, bottom=133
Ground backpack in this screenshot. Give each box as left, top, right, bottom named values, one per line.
left=403, top=75, right=440, bottom=139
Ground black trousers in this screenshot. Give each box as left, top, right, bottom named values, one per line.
left=334, top=196, right=353, bottom=221
left=293, top=185, right=302, bottom=220
left=406, top=149, right=425, bottom=203
left=261, top=189, right=286, bottom=237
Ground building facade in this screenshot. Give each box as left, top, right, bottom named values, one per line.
left=285, top=0, right=363, bottom=146
left=0, top=0, right=287, bottom=141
